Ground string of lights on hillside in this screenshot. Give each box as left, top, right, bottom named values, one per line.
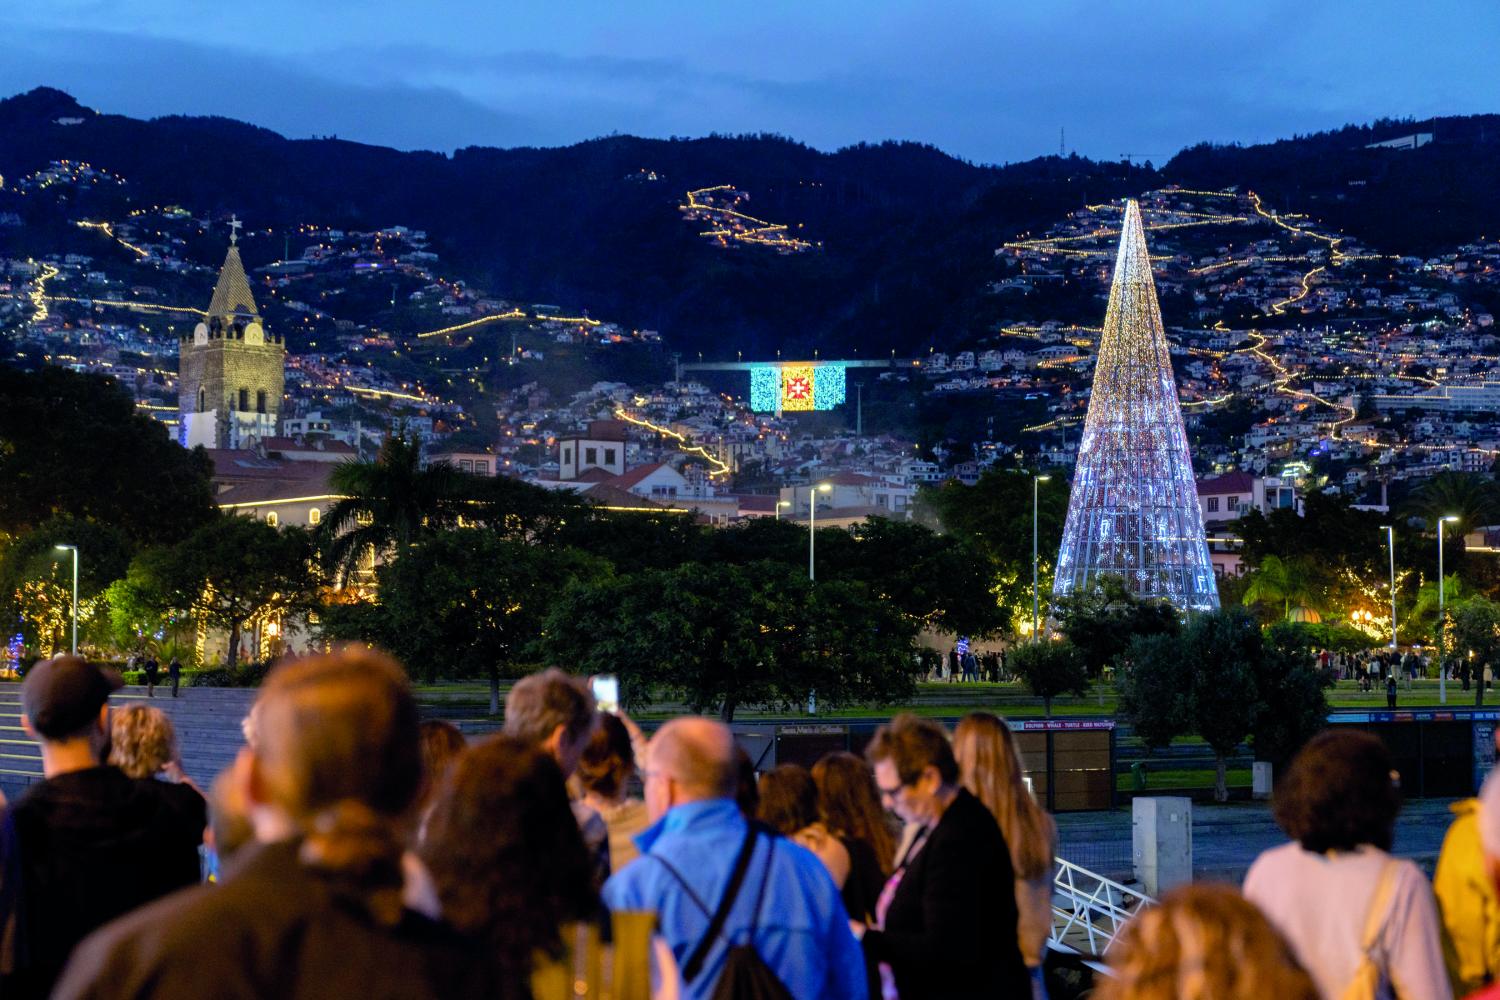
left=75, top=220, right=150, bottom=259
left=612, top=408, right=732, bottom=477
left=679, top=185, right=815, bottom=252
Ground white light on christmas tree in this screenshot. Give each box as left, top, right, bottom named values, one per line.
left=1052, top=200, right=1219, bottom=612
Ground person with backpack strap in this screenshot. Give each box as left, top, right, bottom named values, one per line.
left=602, top=718, right=867, bottom=1000
left=1244, top=730, right=1450, bottom=1000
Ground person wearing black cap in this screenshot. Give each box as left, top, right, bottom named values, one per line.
left=0, top=656, right=206, bottom=999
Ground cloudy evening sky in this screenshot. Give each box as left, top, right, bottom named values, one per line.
left=3, top=0, right=1496, bottom=164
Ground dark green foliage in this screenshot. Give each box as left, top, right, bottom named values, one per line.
left=1053, top=575, right=1180, bottom=676
left=321, top=530, right=609, bottom=712
left=1007, top=639, right=1089, bottom=718
left=0, top=366, right=215, bottom=544
left=128, top=515, right=323, bottom=670
left=1449, top=596, right=1500, bottom=707
left=1118, top=608, right=1316, bottom=802
left=1257, top=624, right=1335, bottom=771
left=539, top=560, right=920, bottom=722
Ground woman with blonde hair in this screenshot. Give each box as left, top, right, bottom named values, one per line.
left=953, top=711, right=1058, bottom=999
left=1097, top=883, right=1319, bottom=1000
left=56, top=648, right=480, bottom=999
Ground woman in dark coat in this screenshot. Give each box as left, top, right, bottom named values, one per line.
left=857, top=714, right=1030, bottom=999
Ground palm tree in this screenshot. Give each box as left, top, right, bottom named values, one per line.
left=1241, top=554, right=1317, bottom=619
left=318, top=432, right=471, bottom=583
left=1409, top=573, right=1467, bottom=643
left=1405, top=472, right=1500, bottom=536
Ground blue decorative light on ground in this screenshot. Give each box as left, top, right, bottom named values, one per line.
left=1052, top=200, right=1219, bottom=612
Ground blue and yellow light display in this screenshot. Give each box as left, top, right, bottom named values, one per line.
left=749, top=363, right=847, bottom=412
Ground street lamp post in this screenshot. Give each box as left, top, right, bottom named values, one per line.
left=1033, top=475, right=1051, bottom=643
left=1382, top=525, right=1397, bottom=649
left=808, top=483, right=831, bottom=581
left=1439, top=515, right=1459, bottom=705
left=54, top=544, right=78, bottom=656
left=775, top=500, right=791, bottom=522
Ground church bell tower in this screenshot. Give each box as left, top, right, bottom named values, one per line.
left=177, top=219, right=285, bottom=450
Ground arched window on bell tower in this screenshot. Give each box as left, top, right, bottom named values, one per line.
left=197, top=387, right=206, bottom=413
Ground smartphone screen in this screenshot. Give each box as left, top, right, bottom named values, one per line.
left=591, top=674, right=619, bottom=714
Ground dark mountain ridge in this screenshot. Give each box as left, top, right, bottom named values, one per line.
left=2, top=87, right=1497, bottom=357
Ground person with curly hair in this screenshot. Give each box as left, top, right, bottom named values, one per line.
left=421, top=734, right=599, bottom=994
left=1097, top=883, right=1319, bottom=1000
left=1243, top=729, right=1449, bottom=999
left=812, top=751, right=896, bottom=926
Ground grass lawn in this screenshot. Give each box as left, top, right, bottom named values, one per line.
left=413, top=676, right=1496, bottom=722
left=1118, top=767, right=1252, bottom=792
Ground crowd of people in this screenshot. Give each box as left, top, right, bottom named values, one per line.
left=6, top=648, right=1500, bottom=998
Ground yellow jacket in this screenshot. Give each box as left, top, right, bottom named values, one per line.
left=1435, top=798, right=1500, bottom=997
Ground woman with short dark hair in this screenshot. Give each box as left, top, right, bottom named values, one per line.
left=856, top=714, right=1029, bottom=999
left=1244, top=729, right=1448, bottom=999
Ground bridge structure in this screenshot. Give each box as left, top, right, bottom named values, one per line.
left=674, top=357, right=915, bottom=417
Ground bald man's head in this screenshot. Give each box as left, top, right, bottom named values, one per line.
left=649, top=717, right=738, bottom=804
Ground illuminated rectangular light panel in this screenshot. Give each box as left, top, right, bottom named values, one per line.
left=748, top=363, right=847, bottom=412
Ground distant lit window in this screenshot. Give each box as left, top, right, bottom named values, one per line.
left=460, top=459, right=474, bottom=472
left=309, top=508, right=321, bottom=525
left=266, top=512, right=278, bottom=527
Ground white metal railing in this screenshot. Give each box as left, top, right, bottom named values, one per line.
left=1049, top=856, right=1156, bottom=957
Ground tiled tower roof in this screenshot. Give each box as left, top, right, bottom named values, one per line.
left=207, top=245, right=259, bottom=319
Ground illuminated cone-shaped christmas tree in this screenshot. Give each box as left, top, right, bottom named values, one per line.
left=1051, top=200, right=1218, bottom=612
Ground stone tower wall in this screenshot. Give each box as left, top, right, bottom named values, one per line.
left=177, top=337, right=286, bottom=448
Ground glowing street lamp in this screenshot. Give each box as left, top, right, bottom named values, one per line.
left=1439, top=515, right=1459, bottom=705
left=54, top=544, right=78, bottom=656
left=1033, top=475, right=1051, bottom=643
left=809, top=483, right=832, bottom=581
left=1381, top=526, right=1397, bottom=650
left=775, top=500, right=791, bottom=522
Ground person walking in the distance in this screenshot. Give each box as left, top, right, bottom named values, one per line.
left=602, top=716, right=867, bottom=1000
left=143, top=654, right=159, bottom=698
left=166, top=656, right=181, bottom=698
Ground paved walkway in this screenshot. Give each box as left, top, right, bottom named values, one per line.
left=1057, top=796, right=1463, bottom=886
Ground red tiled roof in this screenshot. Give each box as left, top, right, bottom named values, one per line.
left=822, top=471, right=882, bottom=487
left=734, top=495, right=780, bottom=513
left=606, top=463, right=677, bottom=491
left=1197, top=472, right=1255, bottom=495
left=581, top=484, right=668, bottom=509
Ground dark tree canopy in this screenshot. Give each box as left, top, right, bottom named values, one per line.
left=1053, top=575, right=1181, bottom=675
left=0, top=365, right=215, bottom=544
left=130, top=515, right=322, bottom=669
left=539, top=559, right=919, bottom=721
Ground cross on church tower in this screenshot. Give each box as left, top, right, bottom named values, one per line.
left=228, top=215, right=242, bottom=246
